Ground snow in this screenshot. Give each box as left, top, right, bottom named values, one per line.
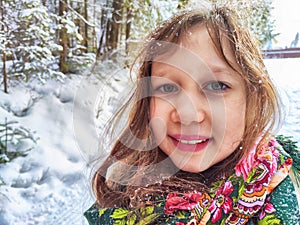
left=264, top=58, right=300, bottom=144
left=0, top=62, right=130, bottom=224
left=0, top=76, right=93, bottom=225
left=272, top=0, right=300, bottom=48
left=0, top=57, right=299, bottom=225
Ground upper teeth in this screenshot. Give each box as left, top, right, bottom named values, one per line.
left=178, top=139, right=206, bottom=144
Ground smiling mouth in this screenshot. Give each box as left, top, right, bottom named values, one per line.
left=177, top=139, right=208, bottom=145
left=170, top=135, right=210, bottom=152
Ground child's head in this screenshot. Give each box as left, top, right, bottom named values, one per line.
left=149, top=24, right=247, bottom=173
left=93, top=4, right=281, bottom=207
left=130, top=6, right=280, bottom=170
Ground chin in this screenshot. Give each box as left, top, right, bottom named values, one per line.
left=175, top=161, right=212, bottom=173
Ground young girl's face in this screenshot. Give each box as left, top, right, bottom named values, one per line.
left=149, top=25, right=247, bottom=173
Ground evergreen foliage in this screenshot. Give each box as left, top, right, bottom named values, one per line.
left=209, top=0, right=278, bottom=47
left=2, top=0, right=64, bottom=83
left=0, top=0, right=280, bottom=91
left=248, top=0, right=279, bottom=48
left=0, top=118, right=38, bottom=164
left=0, top=0, right=94, bottom=92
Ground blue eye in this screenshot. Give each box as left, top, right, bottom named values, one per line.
left=156, top=84, right=179, bottom=94
left=205, top=81, right=229, bottom=92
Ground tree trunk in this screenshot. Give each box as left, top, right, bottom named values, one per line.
left=97, top=2, right=109, bottom=58
left=83, top=0, right=89, bottom=52
left=97, top=0, right=123, bottom=58
left=105, top=0, right=123, bottom=51
left=0, top=0, right=8, bottom=93
left=92, top=0, right=97, bottom=53
left=59, top=0, right=68, bottom=73
left=77, top=1, right=84, bottom=49
left=125, top=5, right=132, bottom=56
left=2, top=51, right=7, bottom=93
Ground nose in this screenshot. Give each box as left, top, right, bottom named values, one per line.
left=171, top=90, right=207, bottom=125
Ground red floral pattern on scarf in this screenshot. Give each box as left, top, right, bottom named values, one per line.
left=208, top=181, right=234, bottom=223
left=88, top=137, right=295, bottom=225
left=259, top=196, right=275, bottom=220
left=163, top=138, right=292, bottom=224
left=165, top=191, right=203, bottom=214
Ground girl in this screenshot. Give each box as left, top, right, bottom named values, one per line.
left=85, top=3, right=300, bottom=225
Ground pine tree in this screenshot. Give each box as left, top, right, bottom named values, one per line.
left=97, top=0, right=180, bottom=60
left=57, top=0, right=94, bottom=73
left=0, top=0, right=14, bottom=93
left=249, top=0, right=279, bottom=48
left=207, top=0, right=278, bottom=48
left=3, top=0, right=64, bottom=84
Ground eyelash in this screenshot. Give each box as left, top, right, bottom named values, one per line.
left=153, top=81, right=229, bottom=95
left=204, top=81, right=230, bottom=92
left=154, top=84, right=179, bottom=94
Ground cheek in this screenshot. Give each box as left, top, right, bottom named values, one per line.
left=149, top=99, right=167, bottom=144
left=149, top=98, right=172, bottom=123
left=224, top=99, right=246, bottom=137
left=211, top=97, right=246, bottom=141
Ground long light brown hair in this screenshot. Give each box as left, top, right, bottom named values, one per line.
left=92, top=4, right=282, bottom=208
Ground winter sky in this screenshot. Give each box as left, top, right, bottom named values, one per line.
left=273, top=0, right=300, bottom=48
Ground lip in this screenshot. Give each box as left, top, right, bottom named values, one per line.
left=169, top=134, right=210, bottom=152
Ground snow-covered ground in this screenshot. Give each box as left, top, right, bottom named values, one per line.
left=0, top=57, right=299, bottom=225
left=264, top=58, right=300, bottom=144
left=0, top=75, right=93, bottom=225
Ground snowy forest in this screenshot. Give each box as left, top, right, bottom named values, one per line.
left=0, top=0, right=299, bottom=224
left=0, top=0, right=277, bottom=93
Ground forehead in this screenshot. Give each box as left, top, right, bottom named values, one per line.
left=181, top=25, right=237, bottom=68
left=151, top=25, right=239, bottom=79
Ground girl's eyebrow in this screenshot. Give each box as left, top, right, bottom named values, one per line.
left=208, top=65, right=240, bottom=80
left=151, top=62, right=236, bottom=80
left=209, top=64, right=231, bottom=74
